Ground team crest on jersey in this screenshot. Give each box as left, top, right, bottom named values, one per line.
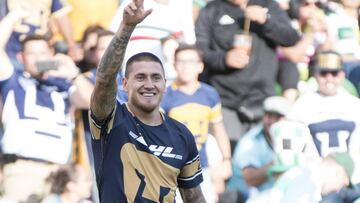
left=129, top=131, right=183, bottom=160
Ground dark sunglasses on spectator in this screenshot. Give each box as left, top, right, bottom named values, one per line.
left=301, top=1, right=321, bottom=7
left=319, top=70, right=340, bottom=77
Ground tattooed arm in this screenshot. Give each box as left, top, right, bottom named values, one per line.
left=179, top=186, right=206, bottom=203
left=90, top=0, right=152, bottom=120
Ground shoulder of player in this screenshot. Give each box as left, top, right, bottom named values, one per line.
left=108, top=102, right=130, bottom=127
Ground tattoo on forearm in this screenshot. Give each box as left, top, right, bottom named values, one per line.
left=91, top=26, right=134, bottom=120
left=180, top=187, right=206, bottom=203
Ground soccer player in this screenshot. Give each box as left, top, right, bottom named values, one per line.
left=89, top=0, right=205, bottom=202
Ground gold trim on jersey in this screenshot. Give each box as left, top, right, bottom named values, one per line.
left=210, top=103, right=223, bottom=123
left=179, top=155, right=201, bottom=179
left=89, top=105, right=116, bottom=140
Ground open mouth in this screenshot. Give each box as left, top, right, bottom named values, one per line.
left=140, top=92, right=156, bottom=97
left=325, top=83, right=336, bottom=89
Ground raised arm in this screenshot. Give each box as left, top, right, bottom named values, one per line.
left=0, top=9, right=28, bottom=80
left=90, top=0, right=152, bottom=120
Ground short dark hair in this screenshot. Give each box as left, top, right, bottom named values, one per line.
left=81, top=25, right=105, bottom=44
left=174, top=43, right=202, bottom=59
left=21, top=34, right=50, bottom=51
left=125, top=52, right=164, bottom=78
left=95, top=30, right=115, bottom=49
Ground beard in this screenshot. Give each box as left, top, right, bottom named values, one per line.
left=134, top=101, right=158, bottom=113
left=130, top=93, right=161, bottom=113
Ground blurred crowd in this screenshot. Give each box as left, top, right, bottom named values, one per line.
left=0, top=0, right=360, bottom=202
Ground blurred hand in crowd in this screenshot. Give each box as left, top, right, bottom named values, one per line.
left=226, top=48, right=250, bottom=69
left=244, top=5, right=269, bottom=24
left=44, top=53, right=79, bottom=80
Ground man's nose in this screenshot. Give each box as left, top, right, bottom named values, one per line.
left=143, top=78, right=155, bottom=88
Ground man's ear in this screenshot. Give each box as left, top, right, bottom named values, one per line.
left=122, top=77, right=129, bottom=92
left=17, top=52, right=24, bottom=64
left=339, top=70, right=346, bottom=79
left=199, top=62, right=204, bottom=74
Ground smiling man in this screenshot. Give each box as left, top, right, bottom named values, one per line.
left=89, top=0, right=205, bottom=202
left=288, top=51, right=360, bottom=203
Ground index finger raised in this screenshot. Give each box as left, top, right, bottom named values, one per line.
left=133, top=0, right=144, bottom=9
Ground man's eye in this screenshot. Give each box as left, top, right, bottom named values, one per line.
left=153, top=75, right=161, bottom=81
left=136, top=75, right=144, bottom=80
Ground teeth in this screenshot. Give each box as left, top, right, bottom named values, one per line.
left=142, top=93, right=155, bottom=97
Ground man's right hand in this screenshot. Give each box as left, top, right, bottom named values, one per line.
left=225, top=48, right=249, bottom=69
left=123, top=0, right=152, bottom=27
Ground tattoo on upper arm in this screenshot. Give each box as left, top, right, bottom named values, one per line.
left=179, top=186, right=206, bottom=203
left=91, top=26, right=134, bottom=120
left=97, top=32, right=129, bottom=74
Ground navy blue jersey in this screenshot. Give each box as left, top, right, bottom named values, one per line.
left=89, top=102, right=203, bottom=203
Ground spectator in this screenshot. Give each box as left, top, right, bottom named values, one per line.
left=0, top=11, right=92, bottom=202
left=77, top=25, right=106, bottom=73
left=265, top=152, right=354, bottom=203
left=195, top=0, right=300, bottom=151
left=161, top=44, right=232, bottom=203
left=325, top=0, right=360, bottom=64
left=3, top=0, right=79, bottom=68
left=325, top=0, right=360, bottom=94
left=288, top=50, right=360, bottom=203
left=41, top=163, right=93, bottom=203
left=246, top=119, right=322, bottom=203
left=225, top=96, right=291, bottom=203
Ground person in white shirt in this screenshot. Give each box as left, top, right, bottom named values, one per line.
left=288, top=50, right=360, bottom=203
